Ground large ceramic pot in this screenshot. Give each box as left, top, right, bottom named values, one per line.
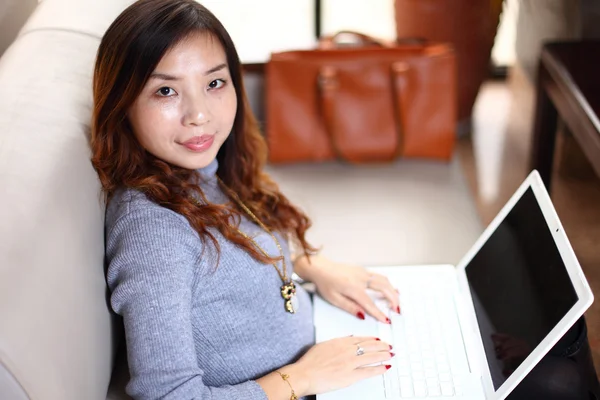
left=395, top=0, right=503, bottom=133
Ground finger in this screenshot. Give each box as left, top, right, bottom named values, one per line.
left=352, top=291, right=390, bottom=324
left=368, top=275, right=401, bottom=314
left=332, top=336, right=379, bottom=346
left=354, top=363, right=392, bottom=379
left=352, top=350, right=395, bottom=368
left=351, top=363, right=391, bottom=383
left=329, top=293, right=367, bottom=321
left=347, top=336, right=381, bottom=345
left=354, top=339, right=393, bottom=353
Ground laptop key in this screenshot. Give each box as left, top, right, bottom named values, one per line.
left=438, top=362, right=450, bottom=373
left=425, top=369, right=437, bottom=378
left=412, top=370, right=425, bottom=380
left=398, top=365, right=411, bottom=377
left=390, top=368, right=401, bottom=398
left=400, top=377, right=414, bottom=398
left=398, top=358, right=410, bottom=377
left=428, top=384, right=442, bottom=397
left=401, top=388, right=415, bottom=398
left=411, top=361, right=424, bottom=371
left=422, top=350, right=434, bottom=360
left=413, top=380, right=428, bottom=397
left=440, top=382, right=454, bottom=396
left=384, top=367, right=394, bottom=398
left=439, top=372, right=452, bottom=382
left=426, top=377, right=439, bottom=387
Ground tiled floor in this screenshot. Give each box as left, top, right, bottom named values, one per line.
left=268, top=156, right=482, bottom=268
left=459, top=66, right=600, bottom=375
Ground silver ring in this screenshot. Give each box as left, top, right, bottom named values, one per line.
left=366, top=275, right=374, bottom=289
left=356, top=345, right=365, bottom=356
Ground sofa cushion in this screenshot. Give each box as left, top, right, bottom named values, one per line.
left=0, top=1, right=142, bottom=398
left=0, top=27, right=114, bottom=400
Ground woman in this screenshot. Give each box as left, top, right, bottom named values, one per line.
left=91, top=1, right=399, bottom=399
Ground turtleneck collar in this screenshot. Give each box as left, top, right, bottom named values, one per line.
left=198, top=157, right=219, bottom=182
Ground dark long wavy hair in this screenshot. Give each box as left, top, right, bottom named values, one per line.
left=91, top=0, right=316, bottom=263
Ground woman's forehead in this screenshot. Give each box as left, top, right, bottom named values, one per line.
left=155, top=32, right=227, bottom=73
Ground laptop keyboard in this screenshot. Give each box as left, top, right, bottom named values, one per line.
left=376, top=285, right=471, bottom=398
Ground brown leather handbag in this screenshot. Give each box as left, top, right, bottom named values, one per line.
left=265, top=31, right=457, bottom=164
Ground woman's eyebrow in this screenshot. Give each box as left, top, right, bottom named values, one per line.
left=204, top=63, right=227, bottom=75
left=149, top=72, right=179, bottom=81
left=149, top=63, right=228, bottom=81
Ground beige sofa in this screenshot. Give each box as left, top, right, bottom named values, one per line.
left=0, top=1, right=482, bottom=399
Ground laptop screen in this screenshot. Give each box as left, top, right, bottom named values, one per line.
left=465, top=187, right=579, bottom=390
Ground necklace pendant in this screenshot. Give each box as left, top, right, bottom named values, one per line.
left=281, top=281, right=298, bottom=314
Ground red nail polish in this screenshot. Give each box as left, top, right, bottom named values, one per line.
left=396, top=306, right=401, bottom=314
left=390, top=352, right=395, bottom=357
left=357, top=311, right=365, bottom=320
left=385, top=364, right=392, bottom=370
left=386, top=317, right=391, bottom=324
left=389, top=344, right=393, bottom=350
left=375, top=337, right=381, bottom=341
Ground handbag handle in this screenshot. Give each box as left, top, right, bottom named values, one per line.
left=318, top=30, right=387, bottom=50
left=390, top=61, right=411, bottom=157
left=318, top=66, right=347, bottom=161
left=318, top=62, right=411, bottom=162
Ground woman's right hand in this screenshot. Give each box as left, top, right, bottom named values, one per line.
left=286, top=336, right=394, bottom=396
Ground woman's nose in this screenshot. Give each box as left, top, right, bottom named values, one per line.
left=182, top=96, right=210, bottom=126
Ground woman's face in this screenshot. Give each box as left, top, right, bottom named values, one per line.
left=128, top=32, right=237, bottom=170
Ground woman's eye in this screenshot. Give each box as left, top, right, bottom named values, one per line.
left=156, top=87, right=176, bottom=97
left=208, top=79, right=226, bottom=90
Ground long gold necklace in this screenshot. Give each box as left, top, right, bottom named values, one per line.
left=193, top=178, right=299, bottom=314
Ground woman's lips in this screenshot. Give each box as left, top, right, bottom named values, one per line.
left=180, top=135, right=215, bottom=152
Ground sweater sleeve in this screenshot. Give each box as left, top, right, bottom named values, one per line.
left=106, top=205, right=268, bottom=400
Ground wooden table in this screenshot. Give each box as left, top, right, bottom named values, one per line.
left=530, top=41, right=600, bottom=192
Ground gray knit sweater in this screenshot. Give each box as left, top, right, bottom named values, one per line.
left=105, top=159, right=315, bottom=400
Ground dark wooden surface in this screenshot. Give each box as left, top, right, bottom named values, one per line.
left=530, top=41, right=600, bottom=192
left=242, top=63, right=265, bottom=74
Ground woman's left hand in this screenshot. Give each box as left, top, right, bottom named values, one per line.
left=295, top=255, right=400, bottom=323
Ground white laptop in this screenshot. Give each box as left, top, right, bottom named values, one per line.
left=313, top=170, right=594, bottom=400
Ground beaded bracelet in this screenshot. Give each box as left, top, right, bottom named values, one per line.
left=275, top=371, right=298, bottom=400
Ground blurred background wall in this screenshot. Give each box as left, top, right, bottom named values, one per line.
left=0, top=0, right=38, bottom=57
